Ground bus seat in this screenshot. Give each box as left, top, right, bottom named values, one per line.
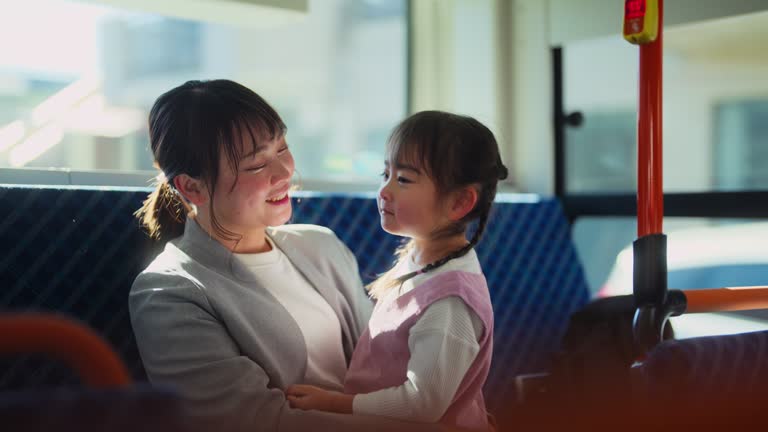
left=1, top=186, right=591, bottom=417
left=0, top=313, right=191, bottom=432
left=0, top=186, right=161, bottom=388
left=628, top=329, right=768, bottom=427
left=640, top=329, right=768, bottom=398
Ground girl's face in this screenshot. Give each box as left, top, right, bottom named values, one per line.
left=209, top=132, right=294, bottom=237
left=377, top=155, right=452, bottom=240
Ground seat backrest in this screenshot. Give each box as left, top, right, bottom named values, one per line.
left=640, top=329, right=768, bottom=398
left=1, top=187, right=590, bottom=413
left=634, top=329, right=768, bottom=425
left=0, top=186, right=160, bottom=389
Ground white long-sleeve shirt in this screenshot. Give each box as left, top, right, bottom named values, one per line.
left=235, top=237, right=348, bottom=391
left=352, top=250, right=485, bottom=422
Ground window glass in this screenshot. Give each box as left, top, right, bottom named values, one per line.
left=0, top=0, right=407, bottom=185
left=564, top=12, right=768, bottom=193
left=574, top=216, right=768, bottom=338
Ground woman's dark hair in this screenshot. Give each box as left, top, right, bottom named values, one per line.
left=135, top=79, right=286, bottom=241
left=368, top=110, right=508, bottom=299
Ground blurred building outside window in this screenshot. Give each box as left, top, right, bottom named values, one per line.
left=0, top=0, right=407, bottom=188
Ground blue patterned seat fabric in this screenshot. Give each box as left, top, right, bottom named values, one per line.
left=0, top=186, right=163, bottom=389
left=0, top=187, right=590, bottom=413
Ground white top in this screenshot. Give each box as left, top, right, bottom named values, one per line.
left=353, top=249, right=485, bottom=422
left=235, top=238, right=347, bottom=391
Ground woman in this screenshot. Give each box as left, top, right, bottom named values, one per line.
left=129, top=80, right=447, bottom=432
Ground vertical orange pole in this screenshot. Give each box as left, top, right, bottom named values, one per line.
left=637, top=0, right=663, bottom=237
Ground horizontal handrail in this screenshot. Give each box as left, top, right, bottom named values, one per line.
left=684, top=286, right=768, bottom=314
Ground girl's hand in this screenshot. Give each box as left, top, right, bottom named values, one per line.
left=285, top=384, right=354, bottom=414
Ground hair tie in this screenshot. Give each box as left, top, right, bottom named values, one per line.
left=156, top=171, right=169, bottom=185
left=497, top=164, right=509, bottom=181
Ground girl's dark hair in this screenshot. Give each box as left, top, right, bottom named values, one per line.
left=368, top=110, right=508, bottom=299
left=135, top=79, right=286, bottom=241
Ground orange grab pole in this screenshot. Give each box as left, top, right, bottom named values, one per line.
left=637, top=0, right=664, bottom=237
left=0, top=314, right=131, bottom=388
left=684, top=287, right=768, bottom=314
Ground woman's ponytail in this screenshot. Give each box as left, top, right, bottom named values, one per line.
left=135, top=177, right=189, bottom=241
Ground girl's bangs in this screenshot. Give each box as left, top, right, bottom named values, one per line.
left=386, top=126, right=433, bottom=175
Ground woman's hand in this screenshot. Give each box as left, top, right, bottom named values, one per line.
left=285, top=384, right=354, bottom=414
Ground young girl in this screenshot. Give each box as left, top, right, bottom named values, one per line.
left=287, top=110, right=507, bottom=431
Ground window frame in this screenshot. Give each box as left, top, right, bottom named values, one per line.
left=553, top=46, right=768, bottom=223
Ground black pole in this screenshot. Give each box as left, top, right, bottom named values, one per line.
left=553, top=46, right=566, bottom=199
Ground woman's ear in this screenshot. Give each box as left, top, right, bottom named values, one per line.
left=448, top=186, right=478, bottom=221
left=173, top=174, right=208, bottom=207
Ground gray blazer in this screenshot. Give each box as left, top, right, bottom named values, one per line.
left=129, top=220, right=443, bottom=432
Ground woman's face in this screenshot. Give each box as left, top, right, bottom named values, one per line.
left=209, top=132, right=295, bottom=238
